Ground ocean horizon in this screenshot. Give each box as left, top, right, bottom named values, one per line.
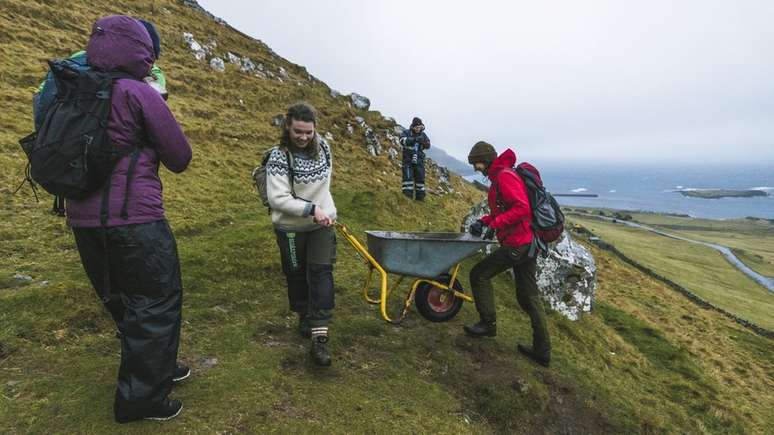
left=461, top=162, right=774, bottom=220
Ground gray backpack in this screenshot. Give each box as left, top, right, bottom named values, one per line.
left=252, top=147, right=295, bottom=211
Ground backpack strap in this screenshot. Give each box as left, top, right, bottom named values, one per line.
left=120, top=148, right=141, bottom=220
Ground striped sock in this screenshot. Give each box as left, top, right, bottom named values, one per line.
left=310, top=326, right=328, bottom=340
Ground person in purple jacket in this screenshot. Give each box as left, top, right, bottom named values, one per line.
left=66, top=16, right=192, bottom=423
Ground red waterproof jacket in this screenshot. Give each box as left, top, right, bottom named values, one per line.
left=479, top=149, right=533, bottom=247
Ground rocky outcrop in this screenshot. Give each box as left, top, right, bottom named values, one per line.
left=350, top=93, right=370, bottom=110
left=462, top=201, right=597, bottom=320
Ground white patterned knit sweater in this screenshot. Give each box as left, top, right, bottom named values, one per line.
left=266, top=139, right=337, bottom=231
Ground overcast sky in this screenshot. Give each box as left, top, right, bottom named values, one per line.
left=199, top=0, right=774, bottom=164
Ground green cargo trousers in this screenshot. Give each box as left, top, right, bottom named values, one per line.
left=469, top=244, right=551, bottom=354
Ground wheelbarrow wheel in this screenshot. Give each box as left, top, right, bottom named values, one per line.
left=414, top=274, right=464, bottom=323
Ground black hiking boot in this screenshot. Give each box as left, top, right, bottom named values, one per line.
left=517, top=344, right=550, bottom=368
left=172, top=365, right=191, bottom=383
left=310, top=335, right=332, bottom=367
left=463, top=320, right=497, bottom=337
left=298, top=315, right=311, bottom=339
left=115, top=399, right=183, bottom=423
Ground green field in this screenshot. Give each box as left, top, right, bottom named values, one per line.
left=568, top=213, right=774, bottom=330
left=626, top=212, right=774, bottom=277
left=1, top=1, right=773, bottom=433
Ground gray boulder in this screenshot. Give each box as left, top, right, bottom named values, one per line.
left=209, top=57, right=225, bottom=72
left=462, top=201, right=596, bottom=320
left=350, top=93, right=370, bottom=110
left=241, top=57, right=257, bottom=73
left=182, top=32, right=207, bottom=60
left=226, top=52, right=241, bottom=64
left=364, top=127, right=381, bottom=156
left=271, top=114, right=285, bottom=127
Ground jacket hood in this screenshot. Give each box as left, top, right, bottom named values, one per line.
left=487, top=148, right=517, bottom=180
left=86, top=15, right=154, bottom=79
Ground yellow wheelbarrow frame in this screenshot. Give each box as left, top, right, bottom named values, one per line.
left=336, top=223, right=484, bottom=324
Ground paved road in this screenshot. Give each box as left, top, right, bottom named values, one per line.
left=572, top=213, right=774, bottom=293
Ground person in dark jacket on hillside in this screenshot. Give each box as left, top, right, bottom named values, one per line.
left=67, top=16, right=192, bottom=422
left=399, top=117, right=431, bottom=200
left=464, top=141, right=551, bottom=367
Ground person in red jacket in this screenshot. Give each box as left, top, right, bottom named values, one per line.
left=464, top=141, right=551, bottom=367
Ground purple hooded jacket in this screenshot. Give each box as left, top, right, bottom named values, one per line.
left=66, top=16, right=192, bottom=228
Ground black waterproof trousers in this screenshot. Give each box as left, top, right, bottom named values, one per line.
left=401, top=160, right=426, bottom=200
left=469, top=244, right=551, bottom=355
left=274, top=226, right=336, bottom=328
left=72, top=220, right=182, bottom=419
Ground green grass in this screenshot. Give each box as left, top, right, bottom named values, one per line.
left=1, top=1, right=773, bottom=433
left=569, top=215, right=774, bottom=330
left=626, top=212, right=774, bottom=277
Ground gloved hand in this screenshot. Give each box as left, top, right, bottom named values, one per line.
left=469, top=219, right=484, bottom=237
left=483, top=227, right=495, bottom=240
left=411, top=153, right=418, bottom=165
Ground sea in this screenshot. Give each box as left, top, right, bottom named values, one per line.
left=462, top=162, right=774, bottom=220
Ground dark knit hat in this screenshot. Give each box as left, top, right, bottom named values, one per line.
left=138, top=19, right=161, bottom=59
left=468, top=141, right=497, bottom=165
left=410, top=117, right=423, bottom=128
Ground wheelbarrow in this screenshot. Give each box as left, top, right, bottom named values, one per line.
left=335, top=223, right=496, bottom=323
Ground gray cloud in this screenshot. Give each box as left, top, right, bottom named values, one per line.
left=199, top=0, right=774, bottom=164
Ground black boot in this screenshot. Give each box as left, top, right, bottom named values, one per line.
left=115, top=398, right=183, bottom=423
left=463, top=320, right=497, bottom=337
left=517, top=344, right=550, bottom=367
left=298, top=315, right=311, bottom=339
left=310, top=335, right=332, bottom=367
left=172, top=365, right=190, bottom=383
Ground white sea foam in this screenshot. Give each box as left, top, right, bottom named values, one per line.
left=571, top=188, right=588, bottom=193
left=751, top=186, right=773, bottom=192
left=609, top=190, right=617, bottom=193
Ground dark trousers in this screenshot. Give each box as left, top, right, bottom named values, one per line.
left=274, top=226, right=336, bottom=328
left=402, top=161, right=426, bottom=200
left=72, top=220, right=182, bottom=418
left=469, top=244, right=550, bottom=354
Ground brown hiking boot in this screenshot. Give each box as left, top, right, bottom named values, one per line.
left=463, top=320, right=497, bottom=337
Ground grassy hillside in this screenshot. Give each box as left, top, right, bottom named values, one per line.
left=1, top=1, right=773, bottom=433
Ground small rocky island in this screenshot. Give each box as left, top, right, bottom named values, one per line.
left=678, top=189, right=768, bottom=199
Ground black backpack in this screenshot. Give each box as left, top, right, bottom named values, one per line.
left=494, top=162, right=565, bottom=257
left=514, top=162, right=565, bottom=243
left=18, top=59, right=137, bottom=217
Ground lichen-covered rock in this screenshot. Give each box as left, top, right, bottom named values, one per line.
left=394, top=125, right=406, bottom=135
left=350, top=93, right=370, bottom=110
left=182, top=32, right=207, bottom=60
left=364, top=127, right=381, bottom=156
left=226, top=52, right=241, bottom=64
left=209, top=57, right=225, bottom=72
left=278, top=66, right=289, bottom=79
left=462, top=201, right=596, bottom=320
left=240, top=57, right=256, bottom=73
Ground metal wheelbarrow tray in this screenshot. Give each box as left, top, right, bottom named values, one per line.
left=365, top=231, right=492, bottom=279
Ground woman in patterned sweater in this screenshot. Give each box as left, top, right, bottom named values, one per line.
left=266, top=102, right=337, bottom=367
